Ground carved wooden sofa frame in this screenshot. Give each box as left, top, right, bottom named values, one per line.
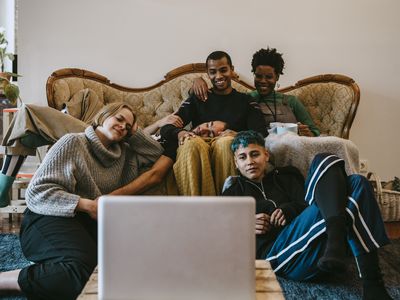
left=46, top=64, right=360, bottom=139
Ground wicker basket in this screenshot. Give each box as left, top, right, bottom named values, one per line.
left=367, top=172, right=400, bottom=222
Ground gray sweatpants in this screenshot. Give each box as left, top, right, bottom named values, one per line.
left=2, top=104, right=88, bottom=156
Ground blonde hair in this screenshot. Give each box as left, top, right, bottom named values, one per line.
left=92, top=103, right=136, bottom=131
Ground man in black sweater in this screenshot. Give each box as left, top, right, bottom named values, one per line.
left=160, top=50, right=265, bottom=195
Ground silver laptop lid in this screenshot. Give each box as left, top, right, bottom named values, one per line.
left=98, top=196, right=255, bottom=300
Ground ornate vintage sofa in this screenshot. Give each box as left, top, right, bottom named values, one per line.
left=41, top=65, right=361, bottom=195
left=44, top=65, right=360, bottom=195
left=46, top=64, right=360, bottom=139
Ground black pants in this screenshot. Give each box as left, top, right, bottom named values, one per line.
left=18, top=209, right=97, bottom=300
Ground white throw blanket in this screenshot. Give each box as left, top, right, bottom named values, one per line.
left=265, top=133, right=360, bottom=177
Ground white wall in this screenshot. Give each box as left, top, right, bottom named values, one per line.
left=0, top=0, right=15, bottom=72
left=18, top=0, right=400, bottom=180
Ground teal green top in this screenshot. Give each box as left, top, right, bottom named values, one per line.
left=248, top=90, right=320, bottom=136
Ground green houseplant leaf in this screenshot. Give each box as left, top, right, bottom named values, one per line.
left=4, top=83, right=20, bottom=105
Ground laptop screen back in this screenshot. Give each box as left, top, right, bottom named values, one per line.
left=98, top=196, right=255, bottom=300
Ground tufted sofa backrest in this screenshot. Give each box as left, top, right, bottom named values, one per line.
left=46, top=65, right=359, bottom=139
left=280, top=74, right=360, bottom=139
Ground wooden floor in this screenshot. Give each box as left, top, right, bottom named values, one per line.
left=0, top=213, right=23, bottom=234
left=385, top=222, right=400, bottom=239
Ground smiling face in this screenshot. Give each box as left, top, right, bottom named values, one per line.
left=207, top=57, right=234, bottom=95
left=192, top=121, right=227, bottom=138
left=96, top=108, right=135, bottom=147
left=254, top=65, right=279, bottom=97
left=234, top=143, right=269, bottom=182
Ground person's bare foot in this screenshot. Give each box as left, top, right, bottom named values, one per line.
left=0, top=269, right=22, bottom=293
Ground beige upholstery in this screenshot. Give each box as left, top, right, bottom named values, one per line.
left=46, top=65, right=360, bottom=139
left=280, top=74, right=360, bottom=139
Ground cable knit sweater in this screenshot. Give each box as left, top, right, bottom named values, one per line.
left=26, top=126, right=164, bottom=217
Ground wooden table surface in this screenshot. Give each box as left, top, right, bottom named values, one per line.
left=77, top=260, right=284, bottom=300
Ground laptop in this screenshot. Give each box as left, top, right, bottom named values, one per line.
left=98, top=196, right=255, bottom=300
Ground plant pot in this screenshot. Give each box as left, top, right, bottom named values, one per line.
left=0, top=72, right=12, bottom=81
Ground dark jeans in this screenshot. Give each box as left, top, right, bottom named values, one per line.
left=18, top=209, right=97, bottom=300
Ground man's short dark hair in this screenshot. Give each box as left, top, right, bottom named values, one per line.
left=206, top=51, right=233, bottom=68
left=251, top=47, right=285, bottom=75
left=231, top=130, right=265, bottom=153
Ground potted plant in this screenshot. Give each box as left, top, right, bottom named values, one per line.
left=0, top=26, right=21, bottom=105
left=0, top=75, right=20, bottom=105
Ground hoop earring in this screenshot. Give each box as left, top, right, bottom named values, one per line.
left=275, top=83, right=280, bottom=90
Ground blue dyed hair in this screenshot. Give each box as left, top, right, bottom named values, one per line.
left=231, top=130, right=265, bottom=153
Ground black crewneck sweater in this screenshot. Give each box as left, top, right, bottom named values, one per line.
left=160, top=89, right=266, bottom=142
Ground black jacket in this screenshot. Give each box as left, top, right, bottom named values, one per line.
left=222, top=166, right=307, bottom=258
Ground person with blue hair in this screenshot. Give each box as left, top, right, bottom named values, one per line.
left=222, top=130, right=392, bottom=300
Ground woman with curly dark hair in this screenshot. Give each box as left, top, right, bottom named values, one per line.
left=249, top=47, right=319, bottom=137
